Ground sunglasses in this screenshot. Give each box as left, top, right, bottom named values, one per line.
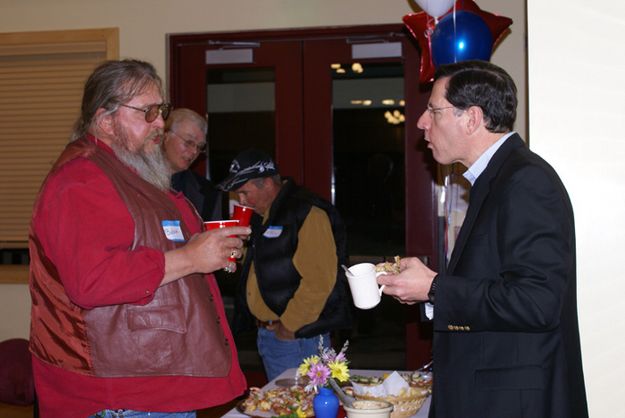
left=119, top=102, right=172, bottom=123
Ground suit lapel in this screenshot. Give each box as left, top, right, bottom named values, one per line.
left=446, top=134, right=525, bottom=273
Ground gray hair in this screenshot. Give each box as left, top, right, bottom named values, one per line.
left=72, top=59, right=163, bottom=141
left=165, top=108, right=207, bottom=135
left=250, top=175, right=281, bottom=189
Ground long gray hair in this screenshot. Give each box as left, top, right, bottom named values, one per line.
left=72, top=59, right=163, bottom=141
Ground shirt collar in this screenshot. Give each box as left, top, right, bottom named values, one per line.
left=85, top=133, right=116, bottom=156
left=463, top=131, right=516, bottom=185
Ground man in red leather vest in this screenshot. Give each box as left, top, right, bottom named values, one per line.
left=28, top=59, right=250, bottom=418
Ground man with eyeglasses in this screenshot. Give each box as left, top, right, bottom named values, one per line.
left=28, top=59, right=249, bottom=418
left=377, top=61, right=588, bottom=418
left=163, top=108, right=223, bottom=222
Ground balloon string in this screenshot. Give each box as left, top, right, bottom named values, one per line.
left=452, top=3, right=457, bottom=63
left=425, top=15, right=435, bottom=71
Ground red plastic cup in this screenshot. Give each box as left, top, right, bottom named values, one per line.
left=231, top=204, right=254, bottom=227
left=204, top=220, right=240, bottom=262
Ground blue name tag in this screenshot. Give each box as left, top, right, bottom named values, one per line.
left=263, top=225, right=283, bottom=238
left=162, top=220, right=185, bottom=242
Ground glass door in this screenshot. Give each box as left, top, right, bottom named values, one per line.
left=303, top=36, right=435, bottom=265
left=169, top=38, right=303, bottom=184
left=205, top=67, right=276, bottom=182
left=302, top=34, right=434, bottom=369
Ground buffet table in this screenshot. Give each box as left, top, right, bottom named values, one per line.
left=221, top=368, right=431, bottom=418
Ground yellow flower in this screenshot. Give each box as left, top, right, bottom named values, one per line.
left=294, top=406, right=307, bottom=418
left=297, top=355, right=320, bottom=377
left=328, top=360, right=350, bottom=382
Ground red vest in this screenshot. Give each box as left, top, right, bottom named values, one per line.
left=29, top=137, right=231, bottom=377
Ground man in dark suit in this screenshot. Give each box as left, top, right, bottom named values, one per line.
left=163, top=108, right=223, bottom=221
left=378, top=61, right=588, bottom=418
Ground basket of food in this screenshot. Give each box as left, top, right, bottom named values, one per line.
left=349, top=372, right=432, bottom=418
left=353, top=389, right=427, bottom=418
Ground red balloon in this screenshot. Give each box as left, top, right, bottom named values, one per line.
left=402, top=12, right=437, bottom=83
left=403, top=0, right=513, bottom=83
left=454, top=0, right=513, bottom=46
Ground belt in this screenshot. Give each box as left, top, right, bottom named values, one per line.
left=256, top=319, right=280, bottom=328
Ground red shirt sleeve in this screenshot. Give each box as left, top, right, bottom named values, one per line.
left=32, top=156, right=198, bottom=309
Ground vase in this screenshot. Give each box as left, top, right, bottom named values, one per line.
left=313, top=387, right=340, bottom=418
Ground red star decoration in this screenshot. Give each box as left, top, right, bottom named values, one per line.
left=403, top=12, right=437, bottom=83
left=403, top=0, right=513, bottom=83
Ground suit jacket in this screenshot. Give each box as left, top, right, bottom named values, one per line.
left=430, top=134, right=588, bottom=418
left=171, top=170, right=223, bottom=222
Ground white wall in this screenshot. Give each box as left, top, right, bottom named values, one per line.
left=528, top=0, right=625, bottom=416
left=0, top=0, right=526, bottom=138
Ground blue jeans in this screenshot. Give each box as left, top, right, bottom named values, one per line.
left=90, top=410, right=196, bottom=418
left=257, top=327, right=330, bottom=381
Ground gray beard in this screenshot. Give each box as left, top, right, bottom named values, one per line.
left=110, top=123, right=171, bottom=191
left=113, top=144, right=172, bottom=191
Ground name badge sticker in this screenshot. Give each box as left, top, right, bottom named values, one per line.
left=162, top=220, right=185, bottom=242
left=263, top=225, right=283, bottom=238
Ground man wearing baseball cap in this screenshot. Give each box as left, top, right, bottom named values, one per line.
left=220, top=149, right=351, bottom=380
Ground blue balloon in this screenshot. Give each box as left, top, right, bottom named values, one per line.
left=431, top=11, right=494, bottom=68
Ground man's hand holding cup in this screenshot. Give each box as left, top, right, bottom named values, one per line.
left=204, top=220, right=249, bottom=273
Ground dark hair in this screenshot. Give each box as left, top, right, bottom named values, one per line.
left=434, top=60, right=517, bottom=133
left=72, top=59, right=163, bottom=140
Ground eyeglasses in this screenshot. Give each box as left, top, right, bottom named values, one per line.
left=426, top=104, right=456, bottom=115
left=169, top=131, right=206, bottom=154
left=119, top=102, right=172, bottom=123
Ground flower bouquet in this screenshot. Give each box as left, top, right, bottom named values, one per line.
left=296, top=337, right=350, bottom=392
left=296, top=337, right=350, bottom=418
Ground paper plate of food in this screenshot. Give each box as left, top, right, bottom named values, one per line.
left=375, top=256, right=402, bottom=274
left=238, top=385, right=315, bottom=417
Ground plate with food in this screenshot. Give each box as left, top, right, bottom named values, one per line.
left=375, top=256, right=401, bottom=274
left=238, top=385, right=315, bottom=417
left=350, top=370, right=432, bottom=390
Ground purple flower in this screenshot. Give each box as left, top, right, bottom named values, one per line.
left=307, top=362, right=331, bottom=388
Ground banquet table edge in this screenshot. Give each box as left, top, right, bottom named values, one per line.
left=220, top=368, right=430, bottom=418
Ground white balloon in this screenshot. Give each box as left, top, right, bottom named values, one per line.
left=415, top=0, right=455, bottom=18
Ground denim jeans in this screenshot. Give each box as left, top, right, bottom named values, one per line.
left=257, top=327, right=330, bottom=381
left=90, top=410, right=196, bottom=418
